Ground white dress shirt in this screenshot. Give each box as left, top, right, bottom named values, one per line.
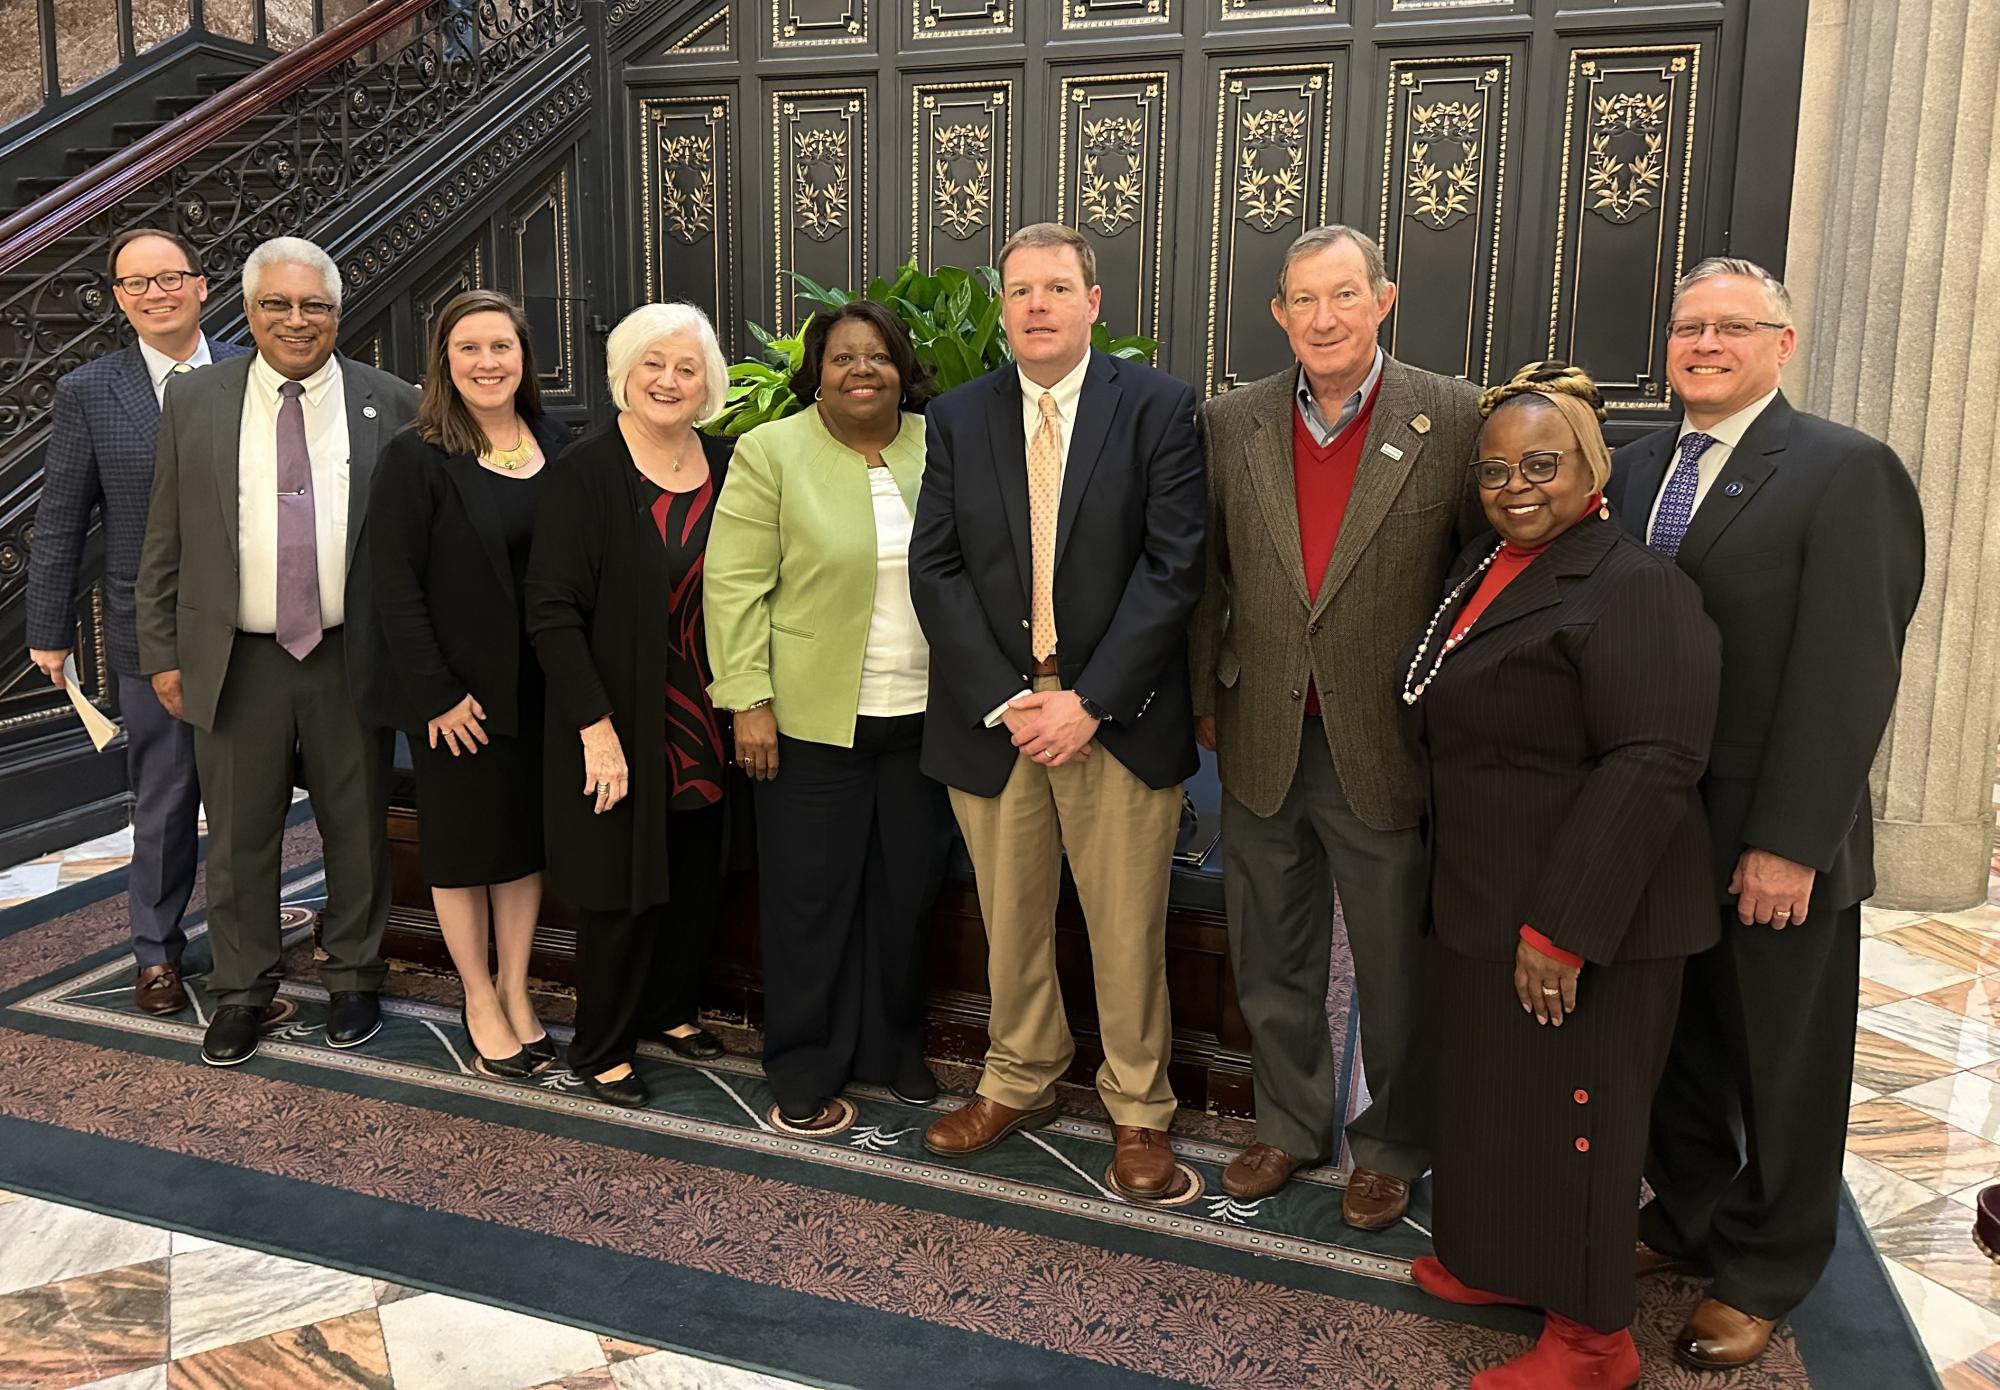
left=139, top=334, right=212, bottom=406
left=237, top=353, right=351, bottom=632
left=985, top=353, right=1095, bottom=727
left=855, top=466, right=930, bottom=717
left=1295, top=348, right=1383, bottom=446
left=1645, top=387, right=1780, bottom=541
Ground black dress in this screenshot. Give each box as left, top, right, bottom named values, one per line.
left=407, top=462, right=548, bottom=887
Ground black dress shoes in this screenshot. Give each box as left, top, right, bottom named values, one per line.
left=584, top=1069, right=650, bottom=1108
left=460, top=1005, right=539, bottom=1079
left=657, top=1026, right=726, bottom=1060
left=890, top=1057, right=940, bottom=1106
left=325, top=992, right=382, bottom=1049
left=201, top=1005, right=265, bottom=1066
left=522, top=1033, right=558, bottom=1068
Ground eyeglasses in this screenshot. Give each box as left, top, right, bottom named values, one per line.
left=1666, top=318, right=1789, bottom=341
left=253, top=297, right=337, bottom=321
left=113, top=270, right=198, bottom=295
left=1469, top=450, right=1572, bottom=490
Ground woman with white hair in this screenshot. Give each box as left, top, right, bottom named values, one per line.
left=525, top=301, right=736, bottom=1107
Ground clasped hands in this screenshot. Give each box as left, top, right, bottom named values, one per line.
left=1006, top=689, right=1098, bottom=767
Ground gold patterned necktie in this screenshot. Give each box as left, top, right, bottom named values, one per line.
left=1028, top=391, right=1062, bottom=661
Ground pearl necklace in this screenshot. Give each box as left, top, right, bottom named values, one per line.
left=1400, top=540, right=1506, bottom=706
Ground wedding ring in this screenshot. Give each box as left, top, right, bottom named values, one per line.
left=1541, top=986, right=1560, bottom=996
left=597, top=782, right=609, bottom=793
left=1041, top=749, right=1054, bottom=760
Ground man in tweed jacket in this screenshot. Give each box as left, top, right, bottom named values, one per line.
left=26, top=227, right=249, bottom=1017
left=1189, top=226, right=1482, bottom=1226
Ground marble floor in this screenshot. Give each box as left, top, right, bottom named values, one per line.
left=2, top=807, right=1997, bottom=1388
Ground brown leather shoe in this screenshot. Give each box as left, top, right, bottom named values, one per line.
left=1341, top=1168, right=1410, bottom=1230
left=1635, top=1240, right=1697, bottom=1278
left=135, top=963, right=189, bottom=1015
left=922, top=1096, right=1060, bottom=1156
left=1109, top=1125, right=1183, bottom=1199
left=1674, top=1298, right=1776, bottom=1369
left=1222, top=1142, right=1303, bottom=1200
left=1975, top=1184, right=2000, bottom=1262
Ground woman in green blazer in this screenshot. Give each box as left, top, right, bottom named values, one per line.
left=706, top=301, right=952, bottom=1130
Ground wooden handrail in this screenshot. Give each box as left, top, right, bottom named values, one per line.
left=0, top=0, right=434, bottom=275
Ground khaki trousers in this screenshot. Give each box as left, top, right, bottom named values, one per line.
left=948, top=682, right=1182, bottom=1129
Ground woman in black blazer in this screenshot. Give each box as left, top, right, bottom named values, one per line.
left=369, top=289, right=570, bottom=1079
left=525, top=302, right=736, bottom=1108
left=1404, top=364, right=1721, bottom=1390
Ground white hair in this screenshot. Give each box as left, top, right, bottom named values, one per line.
left=1277, top=224, right=1390, bottom=300
left=605, top=302, right=731, bottom=424
left=1672, top=257, right=1792, bottom=322
left=241, top=236, right=343, bottom=308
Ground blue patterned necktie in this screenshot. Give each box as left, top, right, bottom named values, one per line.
left=1651, top=431, right=1714, bottom=557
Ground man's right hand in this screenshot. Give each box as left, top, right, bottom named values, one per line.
left=1194, top=715, right=1217, bottom=751
left=29, top=647, right=70, bottom=688
left=150, top=670, right=186, bottom=721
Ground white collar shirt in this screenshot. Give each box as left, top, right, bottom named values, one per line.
left=1017, top=351, right=1092, bottom=483
left=1294, top=348, right=1384, bottom=446
left=1646, top=387, right=1780, bottom=541
left=237, top=352, right=350, bottom=631
left=139, top=334, right=212, bottom=407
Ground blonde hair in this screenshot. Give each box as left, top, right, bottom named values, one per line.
left=605, top=302, right=730, bottom=424
left=1477, top=361, right=1613, bottom=491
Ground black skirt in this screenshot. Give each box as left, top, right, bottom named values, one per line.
left=409, top=661, right=545, bottom=889
left=1426, top=938, right=1684, bottom=1332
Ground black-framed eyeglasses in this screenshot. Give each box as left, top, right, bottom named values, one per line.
left=1469, top=450, right=1571, bottom=490
left=253, top=296, right=337, bottom=321
left=113, top=270, right=199, bottom=295
left=1666, top=318, right=1789, bottom=341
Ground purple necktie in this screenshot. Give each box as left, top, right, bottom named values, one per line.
left=275, top=380, right=323, bottom=661
left=1650, top=431, right=1714, bottom=558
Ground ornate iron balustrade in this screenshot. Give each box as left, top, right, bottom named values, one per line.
left=0, top=0, right=581, bottom=448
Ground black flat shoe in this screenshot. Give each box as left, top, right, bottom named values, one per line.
left=325, top=991, right=381, bottom=1049
left=460, top=1005, right=538, bottom=1079
left=202, top=1005, right=264, bottom=1066
left=584, top=1069, right=650, bottom=1108
left=779, top=1093, right=836, bottom=1126
left=658, top=1026, right=725, bottom=1060
left=521, top=1033, right=558, bottom=1068
left=890, top=1057, right=940, bottom=1107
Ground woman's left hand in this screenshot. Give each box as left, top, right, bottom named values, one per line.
left=1514, top=938, right=1581, bottom=1027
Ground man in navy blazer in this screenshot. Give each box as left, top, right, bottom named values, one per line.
left=1607, top=258, right=1924, bottom=1370
left=27, top=227, right=250, bottom=1017
left=910, top=223, right=1206, bottom=1199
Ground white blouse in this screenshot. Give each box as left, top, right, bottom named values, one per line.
left=855, top=465, right=930, bottom=717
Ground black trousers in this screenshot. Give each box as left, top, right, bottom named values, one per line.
left=1641, top=898, right=1863, bottom=1319
left=568, top=801, right=725, bottom=1077
left=754, top=714, right=950, bottom=1112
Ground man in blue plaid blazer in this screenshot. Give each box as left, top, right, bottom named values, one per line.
left=26, top=227, right=249, bottom=1016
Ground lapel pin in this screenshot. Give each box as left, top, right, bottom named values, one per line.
left=1380, top=443, right=1405, bottom=461
left=1411, top=413, right=1431, bottom=435
left=1724, top=480, right=1744, bottom=497
left=362, top=404, right=378, bottom=419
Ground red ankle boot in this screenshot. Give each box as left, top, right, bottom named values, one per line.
left=1411, top=1256, right=1535, bottom=1309
left=1471, top=1312, right=1640, bottom=1390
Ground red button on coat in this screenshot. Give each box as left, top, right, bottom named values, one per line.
left=1573, top=1089, right=1589, bottom=1104
left=1574, top=1137, right=1591, bottom=1153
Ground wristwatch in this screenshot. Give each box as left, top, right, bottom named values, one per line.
left=1075, top=692, right=1112, bottom=723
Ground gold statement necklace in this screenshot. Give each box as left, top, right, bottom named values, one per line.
left=481, top=419, right=535, bottom=471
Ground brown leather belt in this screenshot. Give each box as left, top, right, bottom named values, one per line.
left=1030, top=654, right=1060, bottom=678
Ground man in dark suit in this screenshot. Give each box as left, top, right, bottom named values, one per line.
left=137, top=235, right=419, bottom=1068
left=1606, top=257, right=1924, bottom=1369
left=27, top=228, right=251, bottom=1017
left=1188, top=226, right=1482, bottom=1226
left=909, top=223, right=1206, bottom=1199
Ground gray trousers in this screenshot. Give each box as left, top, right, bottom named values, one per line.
left=193, top=629, right=391, bottom=1007
left=115, top=673, right=201, bottom=968
left=1221, top=720, right=1430, bottom=1178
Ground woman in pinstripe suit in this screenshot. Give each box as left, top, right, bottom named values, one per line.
left=1404, top=364, right=1721, bottom=1390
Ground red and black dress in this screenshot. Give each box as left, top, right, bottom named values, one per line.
left=650, top=479, right=727, bottom=810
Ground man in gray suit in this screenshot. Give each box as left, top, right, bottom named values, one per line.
left=28, top=228, right=249, bottom=1017
left=137, top=235, right=418, bottom=1067
left=1189, top=225, right=1481, bottom=1227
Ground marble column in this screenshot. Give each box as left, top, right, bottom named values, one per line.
left=1784, top=0, right=2000, bottom=910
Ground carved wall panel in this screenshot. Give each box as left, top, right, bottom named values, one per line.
left=1057, top=71, right=1171, bottom=342
left=910, top=0, right=1016, bottom=42
left=1062, top=0, right=1174, bottom=34
left=1376, top=53, right=1513, bottom=384
left=772, top=87, right=870, bottom=333
left=1381, top=0, right=1523, bottom=17
left=660, top=1, right=731, bottom=56
left=508, top=165, right=579, bottom=400
left=0, top=587, right=105, bottom=736
left=769, top=0, right=870, bottom=52
left=910, top=80, right=1014, bottom=272
left=1204, top=63, right=1338, bottom=395
left=415, top=236, right=490, bottom=349
left=1547, top=43, right=1702, bottom=411
left=1215, top=0, right=1343, bottom=25
left=639, top=93, right=736, bottom=353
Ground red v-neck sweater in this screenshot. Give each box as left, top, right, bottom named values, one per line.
left=1295, top=379, right=1381, bottom=715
